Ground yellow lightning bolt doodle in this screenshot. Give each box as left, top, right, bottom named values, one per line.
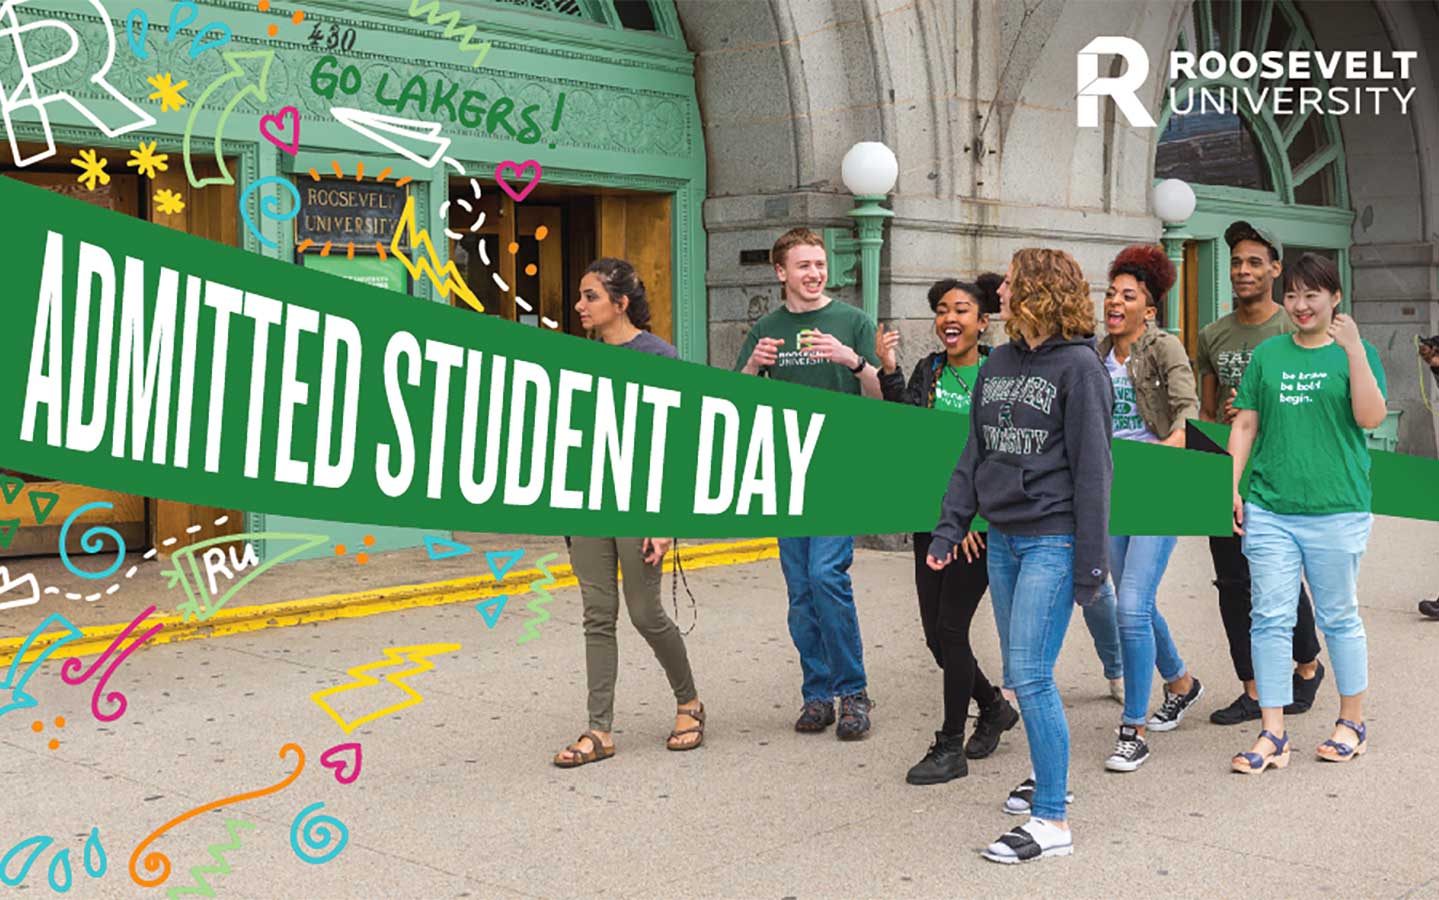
left=309, top=643, right=462, bottom=734
left=390, top=196, right=484, bottom=312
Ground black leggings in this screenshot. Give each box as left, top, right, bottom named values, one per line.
left=913, top=532, right=1001, bottom=737
left=1209, top=534, right=1321, bottom=681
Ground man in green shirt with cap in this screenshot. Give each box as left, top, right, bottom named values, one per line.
left=1195, top=221, right=1324, bottom=725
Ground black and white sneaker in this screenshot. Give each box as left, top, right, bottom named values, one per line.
left=1104, top=725, right=1150, bottom=772
left=1003, top=775, right=1075, bottom=815
left=982, top=817, right=1074, bottom=864
left=1147, top=677, right=1204, bottom=732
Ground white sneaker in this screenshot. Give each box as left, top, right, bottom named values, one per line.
left=982, top=817, right=1074, bottom=864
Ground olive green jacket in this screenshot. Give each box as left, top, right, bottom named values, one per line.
left=1096, top=321, right=1199, bottom=441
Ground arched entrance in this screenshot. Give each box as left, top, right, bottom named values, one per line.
left=1154, top=0, right=1355, bottom=358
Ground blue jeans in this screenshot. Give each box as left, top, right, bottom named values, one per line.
left=778, top=536, right=867, bottom=701
left=1081, top=586, right=1123, bottom=681
left=1242, top=503, right=1372, bottom=708
left=1105, top=535, right=1185, bottom=725
left=987, top=529, right=1074, bottom=822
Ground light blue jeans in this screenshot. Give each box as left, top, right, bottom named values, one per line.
left=1105, top=535, right=1185, bottom=725
left=988, top=529, right=1074, bottom=822
left=778, top=536, right=867, bottom=702
left=1082, top=585, right=1123, bottom=681
left=1242, top=503, right=1372, bottom=708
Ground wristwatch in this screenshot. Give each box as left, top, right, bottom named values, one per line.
left=848, top=356, right=867, bottom=374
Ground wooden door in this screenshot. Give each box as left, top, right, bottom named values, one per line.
left=0, top=170, right=148, bottom=558
left=597, top=194, right=673, bottom=343
left=515, top=206, right=562, bottom=329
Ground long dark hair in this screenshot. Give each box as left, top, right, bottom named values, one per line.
left=585, top=257, right=651, bottom=331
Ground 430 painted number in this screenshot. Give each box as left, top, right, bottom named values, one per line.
left=309, top=23, right=357, bottom=52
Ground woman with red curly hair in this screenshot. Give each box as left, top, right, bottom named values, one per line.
left=926, top=249, right=1113, bottom=864
left=1095, top=245, right=1204, bottom=774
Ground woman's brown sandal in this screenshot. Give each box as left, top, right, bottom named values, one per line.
left=666, top=703, right=705, bottom=751
left=553, top=731, right=615, bottom=768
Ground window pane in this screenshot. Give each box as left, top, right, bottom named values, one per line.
left=1286, top=113, right=1325, bottom=175
left=1293, top=163, right=1334, bottom=206
left=1156, top=108, right=1272, bottom=191
left=614, top=0, right=657, bottom=31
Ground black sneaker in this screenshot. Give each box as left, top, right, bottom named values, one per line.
left=1285, top=661, right=1324, bottom=715
left=1209, top=691, right=1261, bottom=726
left=794, top=699, right=835, bottom=733
left=1104, top=724, right=1150, bottom=772
left=835, top=691, right=874, bottom=740
left=906, top=731, right=967, bottom=784
left=966, top=698, right=1020, bottom=760
left=1420, top=599, right=1439, bottom=619
left=1147, top=677, right=1204, bottom=732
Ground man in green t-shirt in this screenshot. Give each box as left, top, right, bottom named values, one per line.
left=733, top=227, right=880, bottom=741
left=1195, top=221, right=1323, bottom=726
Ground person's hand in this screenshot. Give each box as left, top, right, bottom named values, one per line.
left=960, top=531, right=985, bottom=563
left=1221, top=388, right=1238, bottom=425
left=746, top=337, right=784, bottom=370
left=1074, top=582, right=1100, bottom=607
left=925, top=543, right=958, bottom=571
left=875, top=324, right=901, bottom=374
left=1232, top=492, right=1245, bottom=536
left=642, top=538, right=672, bottom=567
left=801, top=330, right=860, bottom=369
left=1419, top=340, right=1438, bottom=368
left=1329, top=312, right=1361, bottom=351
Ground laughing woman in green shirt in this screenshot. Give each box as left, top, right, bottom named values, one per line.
left=1227, top=253, right=1388, bottom=775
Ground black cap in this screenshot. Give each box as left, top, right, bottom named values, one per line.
left=1224, top=220, right=1282, bottom=260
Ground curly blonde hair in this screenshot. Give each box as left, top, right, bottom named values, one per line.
left=1005, top=248, right=1096, bottom=342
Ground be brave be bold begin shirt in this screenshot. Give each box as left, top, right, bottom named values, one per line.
left=1233, top=334, right=1387, bottom=514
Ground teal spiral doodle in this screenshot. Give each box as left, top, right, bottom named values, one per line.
left=166, top=819, right=254, bottom=899
left=59, top=502, right=126, bottom=580
left=240, top=177, right=301, bottom=250
left=289, top=803, right=348, bottom=865
left=516, top=553, right=558, bottom=645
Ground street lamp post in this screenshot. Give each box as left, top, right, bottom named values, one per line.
left=1152, top=178, right=1196, bottom=338
left=823, top=142, right=898, bottom=322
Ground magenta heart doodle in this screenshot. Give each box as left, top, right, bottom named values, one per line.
left=259, top=106, right=301, bottom=155
left=495, top=160, right=542, bottom=202
left=319, top=742, right=362, bottom=785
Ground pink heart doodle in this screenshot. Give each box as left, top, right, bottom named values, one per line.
left=319, top=742, right=362, bottom=785
left=495, top=160, right=542, bottom=202
left=259, top=106, right=301, bottom=155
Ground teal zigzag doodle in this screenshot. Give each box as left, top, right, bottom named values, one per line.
left=515, top=553, right=558, bottom=645
left=406, top=0, right=492, bottom=67
left=166, top=819, right=255, bottom=899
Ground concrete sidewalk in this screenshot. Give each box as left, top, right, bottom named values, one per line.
left=3, top=516, right=1438, bottom=898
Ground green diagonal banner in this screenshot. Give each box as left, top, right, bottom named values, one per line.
left=0, top=179, right=1429, bottom=538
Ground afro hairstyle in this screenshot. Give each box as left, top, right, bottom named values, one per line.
left=1108, top=245, right=1176, bottom=308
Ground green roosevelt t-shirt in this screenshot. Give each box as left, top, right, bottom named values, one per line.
left=1233, top=334, right=1387, bottom=515
left=1196, top=306, right=1296, bottom=397
left=934, top=362, right=981, bottom=414
left=733, top=300, right=879, bottom=394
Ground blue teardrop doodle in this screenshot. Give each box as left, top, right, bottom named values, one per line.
left=167, top=1, right=199, bottom=42
left=125, top=8, right=150, bottom=60
left=83, top=827, right=106, bottom=878
left=48, top=848, right=72, bottom=893
left=0, top=836, right=53, bottom=887
left=189, top=22, right=232, bottom=59
left=289, top=802, right=349, bottom=865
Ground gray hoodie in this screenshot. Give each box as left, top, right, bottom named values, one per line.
left=927, top=334, right=1114, bottom=601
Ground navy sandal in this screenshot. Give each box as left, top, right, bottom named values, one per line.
left=1231, top=729, right=1290, bottom=775
left=1316, top=718, right=1367, bottom=762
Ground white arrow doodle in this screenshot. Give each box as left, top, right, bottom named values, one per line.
left=0, top=565, right=39, bottom=611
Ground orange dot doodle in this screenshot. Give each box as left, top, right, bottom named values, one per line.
left=524, top=263, right=538, bottom=276
left=507, top=241, right=519, bottom=255
left=292, top=10, right=305, bottom=23
left=334, top=535, right=374, bottom=565
left=267, top=23, right=277, bottom=36
left=32, top=715, right=65, bottom=750
left=258, top=0, right=269, bottom=9
left=534, top=225, right=549, bottom=241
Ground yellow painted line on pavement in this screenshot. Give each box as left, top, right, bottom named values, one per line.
left=0, top=538, right=779, bottom=666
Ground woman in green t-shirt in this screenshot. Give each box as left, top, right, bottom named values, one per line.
left=877, top=276, right=1020, bottom=784
left=1226, top=253, right=1388, bottom=774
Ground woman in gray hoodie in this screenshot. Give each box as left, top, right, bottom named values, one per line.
left=926, top=248, right=1114, bottom=865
